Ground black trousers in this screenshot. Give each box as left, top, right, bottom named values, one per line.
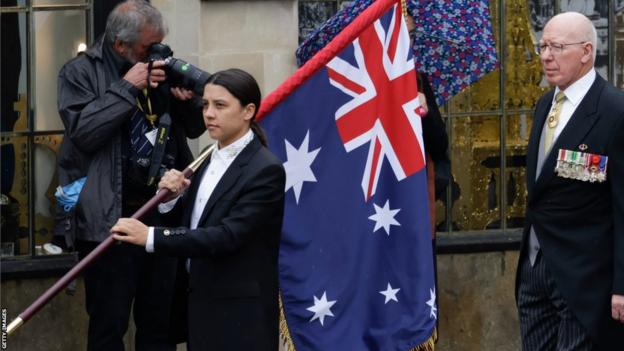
left=517, top=252, right=593, bottom=351
left=77, top=240, right=177, bottom=351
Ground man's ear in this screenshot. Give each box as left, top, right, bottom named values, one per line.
left=113, top=39, right=126, bottom=57
left=243, top=103, right=256, bottom=121
left=580, top=42, right=593, bottom=64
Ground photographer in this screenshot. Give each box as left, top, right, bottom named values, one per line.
left=55, top=1, right=204, bottom=350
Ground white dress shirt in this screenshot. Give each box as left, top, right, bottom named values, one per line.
left=146, top=129, right=254, bottom=252
left=548, top=69, right=596, bottom=142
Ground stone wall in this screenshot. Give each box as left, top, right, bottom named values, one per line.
left=1, top=251, right=520, bottom=350
left=2, top=278, right=90, bottom=350
left=153, top=0, right=299, bottom=154
left=436, top=251, right=521, bottom=351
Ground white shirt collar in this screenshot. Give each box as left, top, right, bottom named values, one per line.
left=213, top=129, right=254, bottom=162
left=554, top=69, right=596, bottom=107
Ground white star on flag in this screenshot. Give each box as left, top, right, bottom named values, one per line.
left=368, top=199, right=401, bottom=235
left=283, top=131, right=321, bottom=204
left=379, top=283, right=400, bottom=304
left=307, top=291, right=337, bottom=326
left=426, top=287, right=437, bottom=319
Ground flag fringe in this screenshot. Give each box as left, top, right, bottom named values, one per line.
left=279, top=293, right=297, bottom=351
left=400, top=0, right=407, bottom=20
left=279, top=292, right=437, bottom=351
left=408, top=328, right=437, bottom=351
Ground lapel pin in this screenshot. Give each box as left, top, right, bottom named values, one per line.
left=578, top=144, right=588, bottom=151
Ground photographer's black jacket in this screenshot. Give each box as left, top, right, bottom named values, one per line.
left=57, top=36, right=205, bottom=242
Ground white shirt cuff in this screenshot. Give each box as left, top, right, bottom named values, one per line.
left=146, top=227, right=155, bottom=253
left=158, top=195, right=180, bottom=213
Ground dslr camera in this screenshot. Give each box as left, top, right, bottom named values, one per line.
left=147, top=43, right=211, bottom=95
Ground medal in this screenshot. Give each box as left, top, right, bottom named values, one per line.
left=589, top=154, right=601, bottom=183
left=581, top=152, right=590, bottom=181
left=554, top=149, right=608, bottom=183
left=597, top=155, right=608, bottom=182
left=547, top=112, right=558, bottom=128
left=570, top=151, right=579, bottom=179
left=555, top=149, right=566, bottom=176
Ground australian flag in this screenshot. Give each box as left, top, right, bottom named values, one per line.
left=258, top=0, right=436, bottom=349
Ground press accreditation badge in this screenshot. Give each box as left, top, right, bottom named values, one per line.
left=554, top=149, right=608, bottom=183
left=145, top=128, right=158, bottom=146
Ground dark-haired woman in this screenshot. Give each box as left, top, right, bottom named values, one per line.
left=112, top=68, right=285, bottom=350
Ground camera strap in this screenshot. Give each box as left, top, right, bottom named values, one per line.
left=138, top=61, right=171, bottom=186
left=146, top=111, right=171, bottom=186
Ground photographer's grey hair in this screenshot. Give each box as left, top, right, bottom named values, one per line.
left=105, top=0, right=168, bottom=44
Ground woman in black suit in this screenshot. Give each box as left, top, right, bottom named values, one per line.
left=112, top=68, right=286, bottom=350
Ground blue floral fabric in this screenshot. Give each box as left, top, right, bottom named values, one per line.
left=295, top=0, right=499, bottom=106
left=296, top=0, right=374, bottom=67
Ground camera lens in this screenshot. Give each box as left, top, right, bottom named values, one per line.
left=164, top=58, right=211, bottom=95
left=147, top=43, right=211, bottom=95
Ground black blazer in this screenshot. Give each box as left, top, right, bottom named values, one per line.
left=154, top=137, right=286, bottom=350
left=518, top=74, right=624, bottom=347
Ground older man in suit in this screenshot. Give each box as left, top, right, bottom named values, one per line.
left=516, top=11, right=624, bottom=350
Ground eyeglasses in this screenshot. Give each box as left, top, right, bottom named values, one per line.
left=534, top=42, right=586, bottom=55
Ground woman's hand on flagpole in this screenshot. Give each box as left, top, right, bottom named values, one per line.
left=111, top=218, right=149, bottom=246
left=158, top=169, right=191, bottom=201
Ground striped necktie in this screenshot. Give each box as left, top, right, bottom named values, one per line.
left=130, top=92, right=158, bottom=163
left=543, top=91, right=566, bottom=154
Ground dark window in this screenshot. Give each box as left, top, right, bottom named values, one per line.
left=1, top=1, right=91, bottom=265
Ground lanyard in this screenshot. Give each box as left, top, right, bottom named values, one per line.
left=134, top=86, right=172, bottom=186
left=136, top=89, right=158, bottom=127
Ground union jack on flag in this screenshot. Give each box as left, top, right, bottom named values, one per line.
left=326, top=5, right=425, bottom=200
left=258, top=0, right=436, bottom=349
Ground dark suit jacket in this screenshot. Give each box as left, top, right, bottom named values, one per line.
left=153, top=137, right=286, bottom=350
left=517, top=74, right=624, bottom=347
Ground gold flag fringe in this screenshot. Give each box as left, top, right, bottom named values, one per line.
left=401, top=0, right=408, bottom=19
left=279, top=292, right=297, bottom=351
left=279, top=292, right=437, bottom=351
left=409, top=328, right=437, bottom=351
